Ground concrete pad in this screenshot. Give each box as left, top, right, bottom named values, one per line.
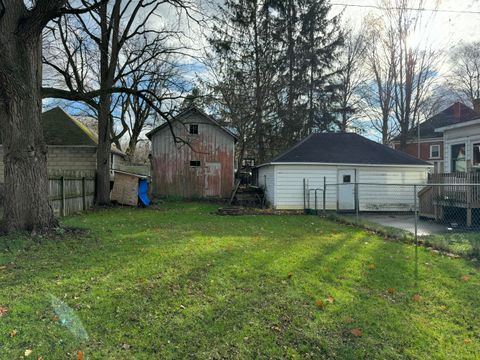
left=358, top=214, right=448, bottom=236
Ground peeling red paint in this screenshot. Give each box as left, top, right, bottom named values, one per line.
left=150, top=116, right=235, bottom=198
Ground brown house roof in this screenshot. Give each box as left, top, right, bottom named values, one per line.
left=397, top=102, right=480, bottom=141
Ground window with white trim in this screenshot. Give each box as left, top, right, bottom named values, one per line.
left=473, top=143, right=480, bottom=166
left=430, top=144, right=440, bottom=159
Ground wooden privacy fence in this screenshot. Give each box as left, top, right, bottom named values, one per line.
left=48, top=170, right=96, bottom=217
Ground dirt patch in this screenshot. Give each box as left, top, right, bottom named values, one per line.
left=217, top=206, right=303, bottom=216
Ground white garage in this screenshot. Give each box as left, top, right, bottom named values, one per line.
left=256, top=133, right=432, bottom=211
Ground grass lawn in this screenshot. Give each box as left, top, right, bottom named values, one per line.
left=1, top=202, right=479, bottom=359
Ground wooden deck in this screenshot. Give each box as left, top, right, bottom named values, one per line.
left=419, top=172, right=480, bottom=226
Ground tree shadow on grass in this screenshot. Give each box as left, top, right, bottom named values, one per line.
left=2, top=208, right=480, bottom=359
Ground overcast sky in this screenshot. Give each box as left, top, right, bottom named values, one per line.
left=331, top=0, right=480, bottom=47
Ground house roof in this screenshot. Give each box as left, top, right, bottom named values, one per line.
left=43, top=107, right=125, bottom=155
left=260, top=133, right=431, bottom=167
left=42, top=107, right=98, bottom=146
left=146, top=106, right=238, bottom=141
left=395, top=102, right=480, bottom=141
left=435, top=118, right=480, bottom=133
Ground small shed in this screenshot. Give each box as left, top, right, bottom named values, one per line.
left=146, top=106, right=237, bottom=198
left=111, top=170, right=150, bottom=206
left=256, top=133, right=432, bottom=211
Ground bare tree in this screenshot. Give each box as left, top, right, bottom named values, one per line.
left=42, top=0, right=196, bottom=205
left=335, top=28, right=368, bottom=132
left=362, top=15, right=397, bottom=144
left=386, top=0, right=439, bottom=149
left=0, top=0, right=108, bottom=232
left=448, top=41, right=480, bottom=106
left=361, top=1, right=439, bottom=146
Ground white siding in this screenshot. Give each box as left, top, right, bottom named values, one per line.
left=257, top=165, right=275, bottom=206
left=443, top=124, right=480, bottom=173
left=357, top=167, right=428, bottom=211
left=273, top=165, right=337, bottom=210
left=266, top=164, right=429, bottom=211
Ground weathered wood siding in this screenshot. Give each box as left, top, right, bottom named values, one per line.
left=48, top=170, right=96, bottom=217
left=262, top=164, right=429, bottom=210
left=151, top=113, right=235, bottom=198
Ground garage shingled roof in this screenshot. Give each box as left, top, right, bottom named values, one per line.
left=267, top=133, right=430, bottom=166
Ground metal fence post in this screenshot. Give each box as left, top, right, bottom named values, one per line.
left=355, top=182, right=359, bottom=224
left=414, top=184, right=419, bottom=285
left=61, top=176, right=65, bottom=217
left=414, top=185, right=418, bottom=245
left=82, top=176, right=87, bottom=211
left=323, top=177, right=326, bottom=215
left=303, top=178, right=306, bottom=212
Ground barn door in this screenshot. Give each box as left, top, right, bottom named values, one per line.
left=337, top=169, right=356, bottom=211
left=205, top=162, right=221, bottom=197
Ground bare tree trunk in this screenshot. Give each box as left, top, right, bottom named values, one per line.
left=253, top=3, right=265, bottom=164
left=96, top=95, right=112, bottom=205
left=0, top=34, right=57, bottom=231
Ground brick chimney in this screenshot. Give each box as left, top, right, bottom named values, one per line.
left=453, top=102, right=461, bottom=121
left=473, top=98, right=480, bottom=113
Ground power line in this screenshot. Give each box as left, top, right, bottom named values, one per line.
left=330, top=2, right=480, bottom=15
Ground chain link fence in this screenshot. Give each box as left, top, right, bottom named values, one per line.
left=304, top=180, right=480, bottom=258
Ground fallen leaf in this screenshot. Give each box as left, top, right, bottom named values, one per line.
left=287, top=272, right=293, bottom=279
left=77, top=351, right=84, bottom=360
left=24, top=349, right=32, bottom=357
left=315, top=299, right=324, bottom=309
left=461, top=275, right=471, bottom=282
left=412, top=294, right=421, bottom=302
left=350, top=328, right=362, bottom=337
left=0, top=307, right=8, bottom=317
left=271, top=325, right=282, bottom=332
left=367, top=264, right=376, bottom=270
left=326, top=296, right=335, bottom=304
left=343, top=317, right=354, bottom=324
left=464, top=338, right=472, bottom=344
left=387, top=288, right=396, bottom=295
left=10, top=329, right=17, bottom=337
left=122, top=343, right=131, bottom=351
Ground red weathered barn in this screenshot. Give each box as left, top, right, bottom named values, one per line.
left=146, top=107, right=237, bottom=198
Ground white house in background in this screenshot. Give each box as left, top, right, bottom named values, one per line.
left=435, top=118, right=480, bottom=173
left=256, top=133, right=432, bottom=211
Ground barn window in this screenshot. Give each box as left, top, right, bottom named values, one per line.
left=343, top=175, right=351, bottom=183
left=190, top=160, right=201, bottom=167
left=189, top=124, right=199, bottom=134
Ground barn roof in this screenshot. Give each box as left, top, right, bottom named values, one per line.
left=260, top=133, right=431, bottom=167
left=146, top=106, right=238, bottom=141
left=393, top=102, right=480, bottom=141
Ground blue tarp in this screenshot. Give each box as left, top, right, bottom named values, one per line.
left=138, top=179, right=150, bottom=207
